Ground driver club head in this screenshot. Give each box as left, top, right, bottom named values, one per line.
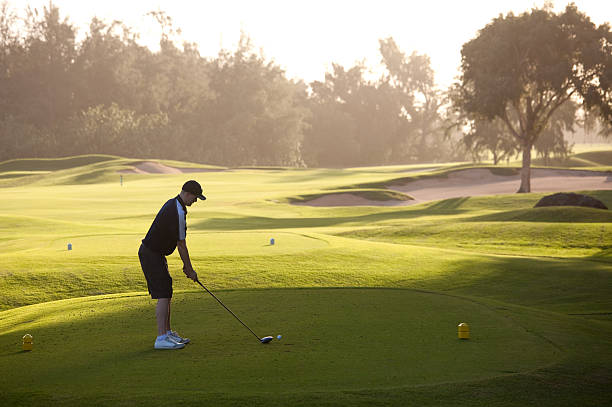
left=260, top=336, right=274, bottom=344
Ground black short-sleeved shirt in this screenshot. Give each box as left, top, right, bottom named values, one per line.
left=142, top=195, right=187, bottom=256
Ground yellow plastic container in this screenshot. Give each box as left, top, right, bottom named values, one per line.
left=458, top=323, right=470, bottom=339
left=22, top=334, right=33, bottom=351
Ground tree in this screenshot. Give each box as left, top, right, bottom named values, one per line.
left=0, top=2, right=80, bottom=157
left=203, top=33, right=307, bottom=166
left=462, top=118, right=518, bottom=164
left=304, top=64, right=367, bottom=167
left=64, top=103, right=169, bottom=157
left=534, top=100, right=576, bottom=165
left=73, top=17, right=136, bottom=112
left=581, top=105, right=612, bottom=140
left=455, top=4, right=611, bottom=192
left=379, top=38, right=445, bottom=162
left=19, top=3, right=78, bottom=129
left=305, top=62, right=401, bottom=167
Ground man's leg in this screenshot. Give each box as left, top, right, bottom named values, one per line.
left=165, top=299, right=190, bottom=344
left=166, top=298, right=171, bottom=333
left=153, top=298, right=183, bottom=349
left=156, top=298, right=170, bottom=336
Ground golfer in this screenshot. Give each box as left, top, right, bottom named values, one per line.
left=138, top=180, right=205, bottom=350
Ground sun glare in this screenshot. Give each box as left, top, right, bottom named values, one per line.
left=7, top=0, right=612, bottom=87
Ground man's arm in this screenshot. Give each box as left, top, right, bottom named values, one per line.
left=177, top=239, right=198, bottom=281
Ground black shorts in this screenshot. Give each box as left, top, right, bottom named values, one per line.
left=138, top=243, right=173, bottom=299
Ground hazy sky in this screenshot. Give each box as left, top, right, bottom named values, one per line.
left=8, top=1, right=612, bottom=88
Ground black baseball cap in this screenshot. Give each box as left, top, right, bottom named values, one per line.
left=182, top=180, right=206, bottom=200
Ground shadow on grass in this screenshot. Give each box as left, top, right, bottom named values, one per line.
left=3, top=362, right=611, bottom=407
left=0, top=350, right=32, bottom=358
left=419, top=253, right=612, bottom=316
left=467, top=206, right=612, bottom=223
left=426, top=197, right=470, bottom=210
left=192, top=200, right=471, bottom=231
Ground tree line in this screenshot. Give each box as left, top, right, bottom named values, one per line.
left=0, top=3, right=458, bottom=167
left=0, top=3, right=610, bottom=181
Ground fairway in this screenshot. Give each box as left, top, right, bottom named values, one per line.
left=1, top=289, right=560, bottom=404
left=1, top=155, right=611, bottom=406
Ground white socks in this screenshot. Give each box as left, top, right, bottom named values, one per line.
left=156, top=331, right=174, bottom=341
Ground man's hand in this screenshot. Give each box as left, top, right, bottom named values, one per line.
left=183, top=265, right=198, bottom=282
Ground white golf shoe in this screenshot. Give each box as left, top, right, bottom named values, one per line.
left=168, top=330, right=190, bottom=344
left=154, top=335, right=185, bottom=350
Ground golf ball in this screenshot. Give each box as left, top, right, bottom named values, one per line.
left=277, top=334, right=282, bottom=340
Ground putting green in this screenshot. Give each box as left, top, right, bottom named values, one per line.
left=1, top=288, right=560, bottom=404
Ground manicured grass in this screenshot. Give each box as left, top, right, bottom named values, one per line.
left=531, top=149, right=612, bottom=167
left=0, top=155, right=610, bottom=406
left=0, top=289, right=562, bottom=405
left=0, top=154, right=118, bottom=172
left=339, top=208, right=612, bottom=258
left=286, top=188, right=414, bottom=203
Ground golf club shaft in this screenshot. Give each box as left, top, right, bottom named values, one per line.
left=195, top=279, right=261, bottom=341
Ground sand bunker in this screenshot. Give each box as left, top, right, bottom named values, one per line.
left=118, top=162, right=223, bottom=174
left=297, top=168, right=612, bottom=207
left=394, top=168, right=612, bottom=204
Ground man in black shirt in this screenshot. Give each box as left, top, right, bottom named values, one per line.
left=139, top=180, right=206, bottom=350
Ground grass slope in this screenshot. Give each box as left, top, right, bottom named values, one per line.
left=286, top=189, right=414, bottom=203
left=0, top=154, right=118, bottom=172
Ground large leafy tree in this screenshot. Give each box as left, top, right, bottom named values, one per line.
left=533, top=100, right=576, bottom=165
left=305, top=64, right=383, bottom=166
left=379, top=38, right=446, bottom=162
left=304, top=39, right=451, bottom=167
left=455, top=4, right=611, bottom=192
left=460, top=101, right=576, bottom=165
left=462, top=118, right=518, bottom=164
left=203, top=33, right=307, bottom=166
left=0, top=3, right=79, bottom=158
left=305, top=63, right=401, bottom=167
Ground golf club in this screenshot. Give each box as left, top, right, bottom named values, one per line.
left=195, top=279, right=273, bottom=344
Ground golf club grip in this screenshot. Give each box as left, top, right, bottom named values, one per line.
left=196, top=279, right=261, bottom=340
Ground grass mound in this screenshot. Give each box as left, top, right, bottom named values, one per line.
left=287, top=189, right=414, bottom=204
left=0, top=155, right=224, bottom=186
left=0, top=154, right=118, bottom=172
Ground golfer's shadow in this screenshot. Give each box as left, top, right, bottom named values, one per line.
left=0, top=350, right=33, bottom=357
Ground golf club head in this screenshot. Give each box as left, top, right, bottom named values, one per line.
left=260, top=336, right=274, bottom=344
